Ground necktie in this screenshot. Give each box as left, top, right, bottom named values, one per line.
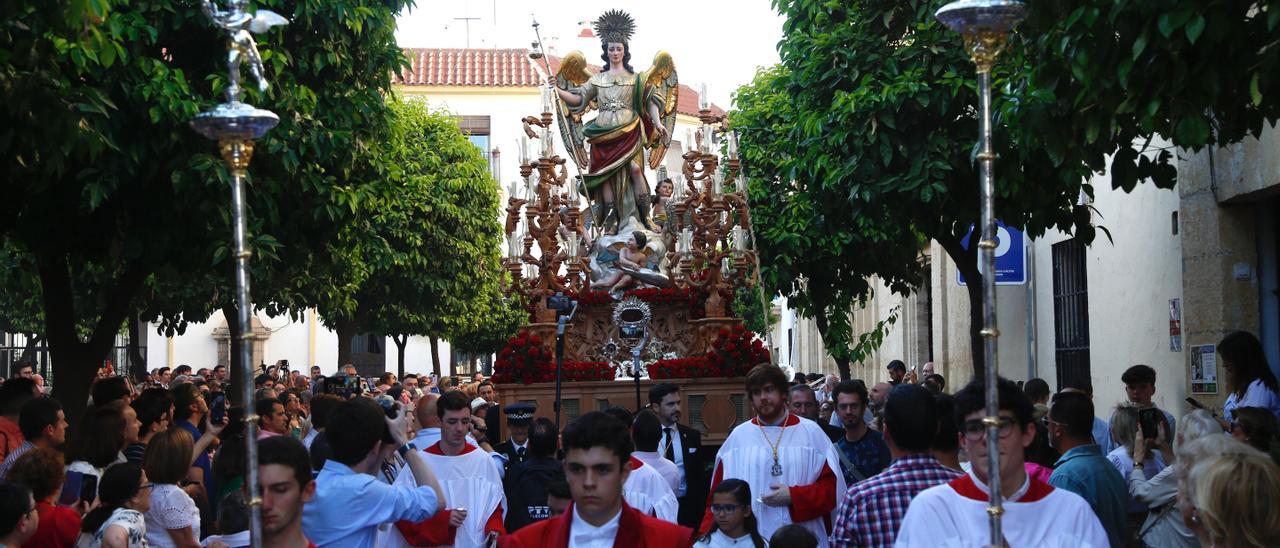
left=517, top=446, right=526, bottom=460
left=663, top=427, right=675, bottom=462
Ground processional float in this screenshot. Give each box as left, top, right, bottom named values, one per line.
left=497, top=10, right=767, bottom=419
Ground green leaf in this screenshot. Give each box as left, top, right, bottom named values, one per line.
left=1132, top=31, right=1149, bottom=60
left=1157, top=10, right=1193, bottom=39
left=1250, top=73, right=1263, bottom=106
left=1185, top=15, right=1206, bottom=44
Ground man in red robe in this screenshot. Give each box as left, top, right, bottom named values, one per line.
left=500, top=411, right=692, bottom=548
left=397, top=391, right=505, bottom=546
left=702, top=364, right=846, bottom=546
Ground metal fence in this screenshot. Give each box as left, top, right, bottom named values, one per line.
left=0, top=332, right=142, bottom=388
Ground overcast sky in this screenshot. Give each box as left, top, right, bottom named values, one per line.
left=394, top=0, right=785, bottom=109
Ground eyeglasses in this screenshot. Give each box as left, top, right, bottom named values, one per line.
left=710, top=503, right=741, bottom=514
left=962, top=417, right=1017, bottom=441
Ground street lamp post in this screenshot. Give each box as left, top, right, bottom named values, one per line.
left=935, top=0, right=1026, bottom=545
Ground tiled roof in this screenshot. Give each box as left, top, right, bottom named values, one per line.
left=397, top=47, right=726, bottom=117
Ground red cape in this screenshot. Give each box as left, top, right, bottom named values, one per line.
left=499, top=501, right=692, bottom=548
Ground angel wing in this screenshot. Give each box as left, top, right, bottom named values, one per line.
left=643, top=51, right=679, bottom=170
left=248, top=10, right=289, bottom=34
left=554, top=51, right=593, bottom=170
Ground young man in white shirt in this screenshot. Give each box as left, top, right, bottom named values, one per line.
left=895, top=377, right=1110, bottom=547
left=396, top=391, right=505, bottom=546
left=502, top=411, right=692, bottom=547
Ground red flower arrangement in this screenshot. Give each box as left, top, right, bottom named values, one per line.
left=492, top=331, right=617, bottom=385
left=651, top=324, right=770, bottom=379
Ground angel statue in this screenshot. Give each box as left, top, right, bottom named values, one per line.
left=199, top=0, right=288, bottom=104
left=549, top=9, right=679, bottom=238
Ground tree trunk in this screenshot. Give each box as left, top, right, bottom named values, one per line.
left=36, top=254, right=145, bottom=422
left=937, top=232, right=985, bottom=382
left=334, top=319, right=357, bottom=370
left=221, top=303, right=248, bottom=406
left=429, top=335, right=442, bottom=378
left=18, top=333, right=40, bottom=365
left=811, top=297, right=852, bottom=382
left=126, top=315, right=145, bottom=380
left=392, top=334, right=408, bottom=379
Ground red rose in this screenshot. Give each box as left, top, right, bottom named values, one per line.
left=529, top=335, right=542, bottom=345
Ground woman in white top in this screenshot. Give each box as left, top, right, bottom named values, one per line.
left=79, top=462, right=152, bottom=548
left=1190, top=331, right=1280, bottom=427
left=143, top=429, right=201, bottom=548
left=694, top=479, right=767, bottom=548
left=1125, top=409, right=1220, bottom=548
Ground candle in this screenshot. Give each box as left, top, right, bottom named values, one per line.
left=699, top=83, right=709, bottom=110
left=568, top=232, right=580, bottom=259
left=719, top=211, right=728, bottom=226
left=701, top=125, right=712, bottom=153
left=679, top=228, right=692, bottom=254
left=542, top=86, right=553, bottom=114
left=727, top=131, right=738, bottom=159
left=732, top=226, right=747, bottom=252
left=713, top=171, right=723, bottom=195
left=721, top=256, right=731, bottom=274
left=508, top=233, right=520, bottom=259
left=508, top=179, right=519, bottom=200
left=685, top=128, right=695, bottom=152
left=520, top=135, right=529, bottom=164
left=671, top=174, right=684, bottom=202
left=541, top=126, right=553, bottom=158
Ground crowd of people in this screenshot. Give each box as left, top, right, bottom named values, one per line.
left=0, top=330, right=1275, bottom=547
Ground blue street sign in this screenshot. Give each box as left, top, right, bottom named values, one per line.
left=957, top=221, right=1026, bottom=285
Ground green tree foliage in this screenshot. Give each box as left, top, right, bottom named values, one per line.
left=747, top=0, right=1280, bottom=377
left=0, top=0, right=412, bottom=412
left=314, top=99, right=504, bottom=378
left=732, top=63, right=930, bottom=380
left=450, top=289, right=528, bottom=357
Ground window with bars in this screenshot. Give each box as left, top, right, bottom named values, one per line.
left=1052, top=238, right=1091, bottom=390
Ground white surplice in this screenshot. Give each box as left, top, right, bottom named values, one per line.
left=623, top=456, right=679, bottom=523
left=393, top=442, right=506, bottom=548
left=712, top=413, right=846, bottom=546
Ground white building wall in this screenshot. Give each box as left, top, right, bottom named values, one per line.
left=782, top=145, right=1186, bottom=421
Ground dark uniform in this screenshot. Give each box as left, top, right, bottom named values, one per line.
left=493, top=402, right=535, bottom=475
left=503, top=456, right=565, bottom=532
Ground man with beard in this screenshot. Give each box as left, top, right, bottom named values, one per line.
left=703, top=364, right=845, bottom=545
left=258, top=436, right=315, bottom=548
left=396, top=391, right=506, bottom=546
left=831, top=380, right=891, bottom=487
left=648, top=383, right=707, bottom=528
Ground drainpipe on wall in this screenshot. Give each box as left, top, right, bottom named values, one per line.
left=1026, top=241, right=1037, bottom=380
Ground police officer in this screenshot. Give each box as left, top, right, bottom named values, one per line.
left=494, top=402, right=535, bottom=472
left=503, top=417, right=565, bottom=531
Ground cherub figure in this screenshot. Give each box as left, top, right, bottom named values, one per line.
left=199, top=0, right=288, bottom=103
left=591, top=231, right=650, bottom=295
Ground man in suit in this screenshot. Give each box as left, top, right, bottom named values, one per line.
left=647, top=383, right=707, bottom=529
left=493, top=402, right=535, bottom=474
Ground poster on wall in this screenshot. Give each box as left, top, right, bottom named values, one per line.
left=1169, top=299, right=1182, bottom=352
left=1190, top=344, right=1217, bottom=394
